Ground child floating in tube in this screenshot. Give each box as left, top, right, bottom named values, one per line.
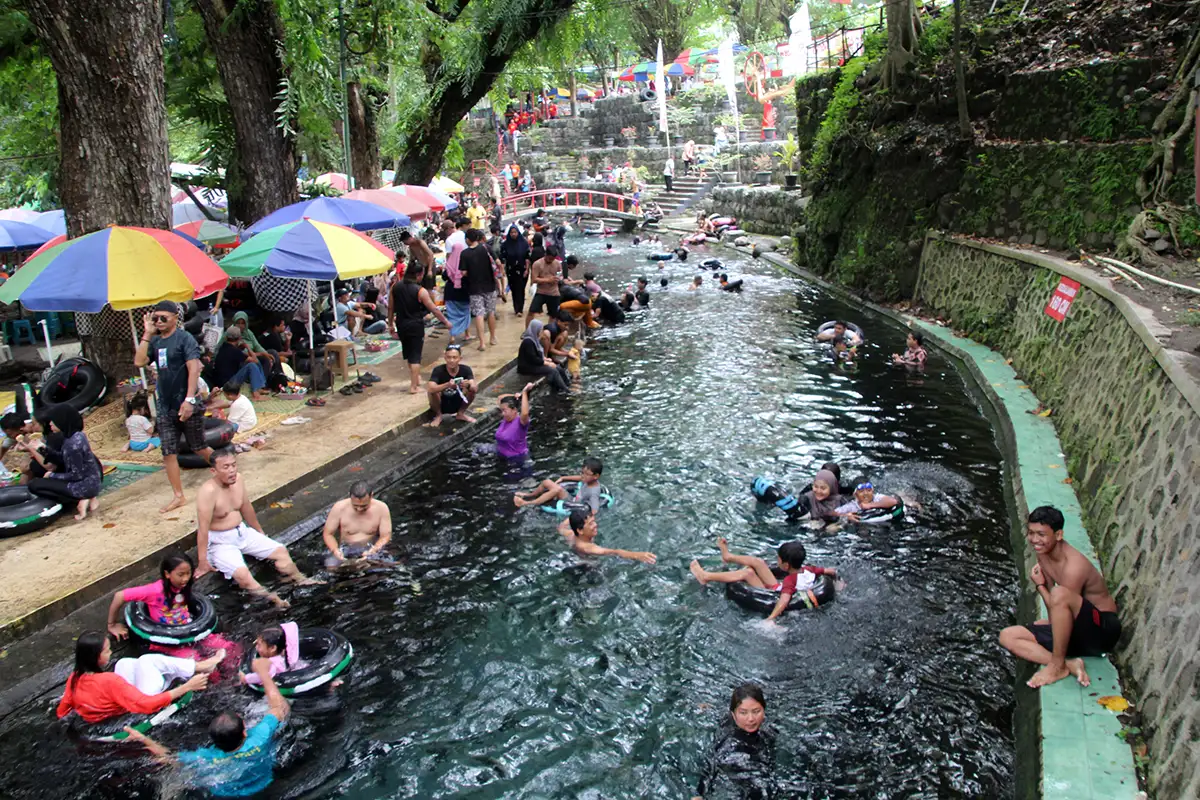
left=689, top=538, right=839, bottom=623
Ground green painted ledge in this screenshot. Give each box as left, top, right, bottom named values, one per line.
left=911, top=321, right=1140, bottom=800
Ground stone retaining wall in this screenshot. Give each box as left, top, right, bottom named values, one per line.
left=702, top=185, right=807, bottom=235
left=915, top=234, right=1200, bottom=798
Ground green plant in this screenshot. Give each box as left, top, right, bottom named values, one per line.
left=752, top=153, right=773, bottom=172
left=807, top=55, right=870, bottom=179
left=621, top=126, right=637, bottom=139
left=666, top=104, right=699, bottom=127
left=1178, top=309, right=1200, bottom=327
left=775, top=133, right=801, bottom=172
left=578, top=153, right=591, bottom=169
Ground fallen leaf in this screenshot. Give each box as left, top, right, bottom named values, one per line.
left=269, top=501, right=293, bottom=509
left=349, top=466, right=364, bottom=472
left=166, top=517, right=180, bottom=521
left=1098, top=695, right=1130, bottom=712
left=1005, top=358, right=1013, bottom=365
left=1063, top=478, right=1073, bottom=484
left=103, top=523, right=117, bottom=529
left=1048, top=464, right=1061, bottom=469
left=348, top=435, right=363, bottom=440
left=1037, top=408, right=1053, bottom=417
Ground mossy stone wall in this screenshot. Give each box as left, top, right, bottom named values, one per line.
left=917, top=236, right=1200, bottom=799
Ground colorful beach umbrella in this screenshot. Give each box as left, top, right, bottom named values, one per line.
left=387, top=185, right=449, bottom=213
left=220, top=219, right=394, bottom=281
left=24, top=229, right=205, bottom=265
left=314, top=172, right=350, bottom=191
left=430, top=175, right=465, bottom=194
left=343, top=188, right=431, bottom=220
left=0, top=220, right=56, bottom=252
left=665, top=62, right=695, bottom=77
left=0, top=226, right=227, bottom=312
left=246, top=196, right=409, bottom=236
left=174, top=219, right=240, bottom=248
left=170, top=186, right=228, bottom=208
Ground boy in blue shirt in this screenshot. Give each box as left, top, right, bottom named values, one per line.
left=124, top=655, right=290, bottom=797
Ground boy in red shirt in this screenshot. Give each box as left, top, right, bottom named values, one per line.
left=689, top=538, right=837, bottom=622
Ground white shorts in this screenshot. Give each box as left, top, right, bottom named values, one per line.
left=207, top=522, right=284, bottom=578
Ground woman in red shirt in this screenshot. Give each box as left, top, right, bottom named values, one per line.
left=56, top=631, right=218, bottom=724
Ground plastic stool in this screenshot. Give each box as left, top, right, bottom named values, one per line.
left=323, top=340, right=358, bottom=384
left=34, top=313, right=62, bottom=339
left=9, top=320, right=35, bottom=346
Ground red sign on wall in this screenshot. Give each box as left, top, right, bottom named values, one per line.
left=1044, top=277, right=1081, bottom=322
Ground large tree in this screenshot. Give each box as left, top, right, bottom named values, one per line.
left=393, top=0, right=579, bottom=185
left=629, top=0, right=693, bottom=61
left=727, top=0, right=791, bottom=47
left=24, top=0, right=172, bottom=378
left=194, top=0, right=299, bottom=225
left=347, top=80, right=384, bottom=189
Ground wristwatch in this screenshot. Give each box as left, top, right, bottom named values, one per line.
left=184, top=396, right=197, bottom=405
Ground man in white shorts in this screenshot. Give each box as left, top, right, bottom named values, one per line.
left=194, top=448, right=318, bottom=608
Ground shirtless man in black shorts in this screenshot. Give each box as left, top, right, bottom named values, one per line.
left=998, top=505, right=1121, bottom=688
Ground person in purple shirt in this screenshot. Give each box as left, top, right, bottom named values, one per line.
left=495, top=382, right=534, bottom=460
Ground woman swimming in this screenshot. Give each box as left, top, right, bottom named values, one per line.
left=693, top=683, right=776, bottom=800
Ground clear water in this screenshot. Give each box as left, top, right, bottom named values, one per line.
left=0, top=237, right=1017, bottom=798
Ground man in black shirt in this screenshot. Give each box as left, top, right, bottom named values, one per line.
left=133, top=299, right=212, bottom=513
left=461, top=228, right=503, bottom=352
left=258, top=317, right=293, bottom=366
left=425, top=345, right=478, bottom=427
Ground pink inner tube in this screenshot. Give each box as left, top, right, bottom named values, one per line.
left=711, top=216, right=735, bottom=227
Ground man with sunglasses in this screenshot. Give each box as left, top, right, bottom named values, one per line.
left=134, top=300, right=213, bottom=514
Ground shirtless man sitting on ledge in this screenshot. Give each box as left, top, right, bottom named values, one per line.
left=322, top=481, right=393, bottom=568
left=194, top=447, right=318, bottom=608
left=999, top=505, right=1121, bottom=688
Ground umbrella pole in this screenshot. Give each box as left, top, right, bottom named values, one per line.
left=128, top=310, right=155, bottom=416
left=36, top=319, right=53, bottom=366
left=307, top=282, right=316, bottom=380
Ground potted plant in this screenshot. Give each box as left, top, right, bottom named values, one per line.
left=604, top=132, right=616, bottom=147
left=578, top=154, right=592, bottom=181
left=621, top=126, right=638, bottom=144
left=751, top=153, right=773, bottom=185
left=643, top=125, right=660, bottom=146
left=775, top=133, right=801, bottom=190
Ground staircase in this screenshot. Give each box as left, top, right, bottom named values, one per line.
left=646, top=173, right=708, bottom=217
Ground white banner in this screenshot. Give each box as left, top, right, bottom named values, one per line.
left=656, top=40, right=668, bottom=132
left=717, top=37, right=739, bottom=132
left=789, top=3, right=812, bottom=77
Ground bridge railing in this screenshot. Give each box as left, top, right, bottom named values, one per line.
left=498, top=188, right=632, bottom=217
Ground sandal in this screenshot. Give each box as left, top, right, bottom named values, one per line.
left=351, top=383, right=364, bottom=393
left=339, top=386, right=354, bottom=396
left=360, top=372, right=382, bottom=383
left=306, top=397, right=326, bottom=407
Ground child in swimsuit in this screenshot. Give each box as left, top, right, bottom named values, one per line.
left=514, top=456, right=605, bottom=511
left=240, top=623, right=299, bottom=685
left=834, top=480, right=900, bottom=522
left=105, top=551, right=240, bottom=678
left=689, top=539, right=838, bottom=622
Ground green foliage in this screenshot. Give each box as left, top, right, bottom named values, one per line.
left=1062, top=66, right=1142, bottom=141
left=0, top=6, right=57, bottom=209
left=1177, top=309, right=1200, bottom=327
left=957, top=144, right=1148, bottom=249
left=917, top=14, right=953, bottom=65
left=774, top=132, right=800, bottom=172
left=807, top=55, right=869, bottom=179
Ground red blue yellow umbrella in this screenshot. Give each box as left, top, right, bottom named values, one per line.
left=0, top=226, right=226, bottom=312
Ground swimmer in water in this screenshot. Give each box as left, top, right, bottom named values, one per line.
left=892, top=331, right=927, bottom=368
left=558, top=508, right=656, bottom=564
left=834, top=480, right=899, bottom=523
left=816, top=320, right=863, bottom=346
left=831, top=336, right=856, bottom=364
left=514, top=456, right=605, bottom=511
left=321, top=481, right=393, bottom=567
left=689, top=276, right=703, bottom=290
left=689, top=538, right=837, bottom=622
left=692, top=684, right=776, bottom=800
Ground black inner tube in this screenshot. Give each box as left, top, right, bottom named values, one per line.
left=725, top=570, right=836, bottom=614
left=241, top=628, right=353, bottom=695
left=125, top=594, right=218, bottom=645
left=0, top=485, right=64, bottom=538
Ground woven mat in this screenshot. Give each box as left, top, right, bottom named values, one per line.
left=84, top=398, right=303, bottom=467
left=101, top=464, right=160, bottom=496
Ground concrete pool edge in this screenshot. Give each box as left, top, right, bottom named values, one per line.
left=700, top=236, right=1139, bottom=799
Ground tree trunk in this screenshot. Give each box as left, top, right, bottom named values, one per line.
left=879, top=0, right=921, bottom=91
left=395, top=0, right=578, bottom=184
left=348, top=81, right=382, bottom=189
left=569, top=70, right=578, bottom=117
left=194, top=0, right=299, bottom=226
left=24, top=0, right=172, bottom=381
left=953, top=0, right=970, bottom=139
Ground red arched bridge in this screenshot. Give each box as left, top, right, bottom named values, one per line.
left=498, top=189, right=641, bottom=225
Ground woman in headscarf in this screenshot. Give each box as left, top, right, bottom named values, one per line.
left=27, top=405, right=103, bottom=520
left=218, top=311, right=278, bottom=375
left=516, top=319, right=570, bottom=393
left=795, top=469, right=846, bottom=523
left=498, top=224, right=531, bottom=315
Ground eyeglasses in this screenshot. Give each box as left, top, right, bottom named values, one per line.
left=446, top=344, right=463, bottom=352
left=151, top=314, right=173, bottom=323
left=855, top=482, right=874, bottom=491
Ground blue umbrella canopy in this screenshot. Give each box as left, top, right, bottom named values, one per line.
left=246, top=197, right=410, bottom=236
left=0, top=220, right=56, bottom=252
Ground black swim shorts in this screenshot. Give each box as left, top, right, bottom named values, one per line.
left=1026, top=597, right=1121, bottom=658
left=527, top=293, right=561, bottom=316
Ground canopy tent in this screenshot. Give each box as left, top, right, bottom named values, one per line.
left=430, top=175, right=465, bottom=194
left=343, top=189, right=432, bottom=220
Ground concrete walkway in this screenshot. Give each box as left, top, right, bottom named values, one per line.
left=0, top=309, right=530, bottom=642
